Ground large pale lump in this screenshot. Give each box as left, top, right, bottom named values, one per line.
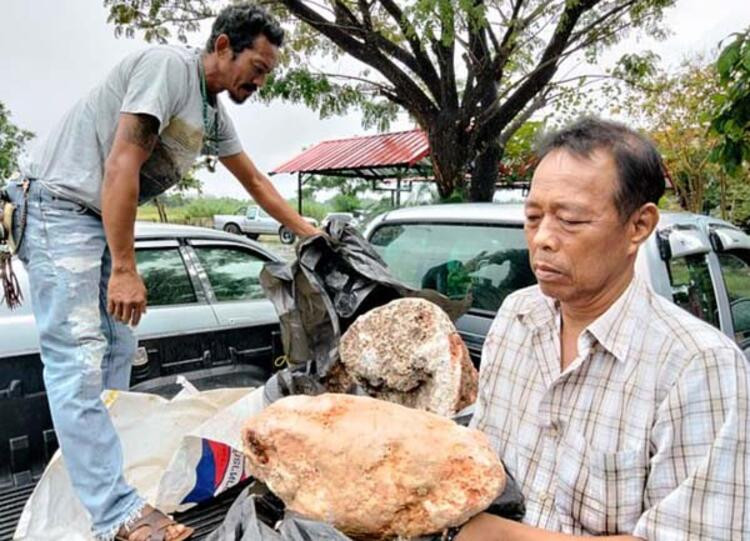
left=242, top=393, right=505, bottom=539
left=338, top=298, right=478, bottom=416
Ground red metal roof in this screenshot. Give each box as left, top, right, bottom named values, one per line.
left=271, top=129, right=430, bottom=175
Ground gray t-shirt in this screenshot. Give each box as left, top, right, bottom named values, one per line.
left=23, top=45, right=242, bottom=212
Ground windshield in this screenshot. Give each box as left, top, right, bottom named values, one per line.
left=370, top=222, right=535, bottom=313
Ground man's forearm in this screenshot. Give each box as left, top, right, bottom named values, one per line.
left=103, top=112, right=157, bottom=271
left=221, top=152, right=317, bottom=237
left=456, top=514, right=642, bottom=541
left=101, top=165, right=139, bottom=271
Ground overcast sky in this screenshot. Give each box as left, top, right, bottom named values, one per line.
left=1, top=0, right=749, bottom=199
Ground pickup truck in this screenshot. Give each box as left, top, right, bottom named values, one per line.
left=3, top=203, right=749, bottom=540
left=213, top=205, right=318, bottom=244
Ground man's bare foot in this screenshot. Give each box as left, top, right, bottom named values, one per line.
left=115, top=504, right=193, bottom=541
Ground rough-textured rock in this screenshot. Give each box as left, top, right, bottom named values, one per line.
left=242, top=393, right=505, bottom=540
left=337, top=298, right=478, bottom=416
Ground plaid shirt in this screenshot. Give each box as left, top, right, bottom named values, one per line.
left=471, top=275, right=749, bottom=539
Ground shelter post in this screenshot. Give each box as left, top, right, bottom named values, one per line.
left=298, top=172, right=303, bottom=215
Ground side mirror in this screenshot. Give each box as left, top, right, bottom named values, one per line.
left=709, top=225, right=750, bottom=253
left=657, top=225, right=709, bottom=260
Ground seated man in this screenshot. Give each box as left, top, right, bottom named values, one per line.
left=456, top=117, right=749, bottom=540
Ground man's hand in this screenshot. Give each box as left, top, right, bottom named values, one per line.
left=454, top=513, right=503, bottom=541
left=107, top=267, right=147, bottom=326
left=454, top=513, right=642, bottom=541
left=300, top=222, right=320, bottom=238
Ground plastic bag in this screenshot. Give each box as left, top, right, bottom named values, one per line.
left=259, top=222, right=470, bottom=379
left=206, top=481, right=352, bottom=541
left=14, top=382, right=266, bottom=540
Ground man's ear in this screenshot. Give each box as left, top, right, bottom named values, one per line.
left=627, top=202, right=659, bottom=254
left=214, top=33, right=231, bottom=57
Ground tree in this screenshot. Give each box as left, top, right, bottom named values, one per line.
left=0, top=101, right=34, bottom=187
left=301, top=174, right=369, bottom=201
left=711, top=26, right=750, bottom=176
left=105, top=0, right=675, bottom=201
left=612, top=58, right=750, bottom=225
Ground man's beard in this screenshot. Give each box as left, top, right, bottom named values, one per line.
left=229, top=84, right=258, bottom=104
left=228, top=92, right=248, bottom=104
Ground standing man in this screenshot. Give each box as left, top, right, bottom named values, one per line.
left=453, top=118, right=749, bottom=540
left=6, top=4, right=316, bottom=540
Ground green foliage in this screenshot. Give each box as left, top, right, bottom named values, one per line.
left=439, top=189, right=466, bottom=204
left=711, top=27, right=750, bottom=175
left=500, top=121, right=542, bottom=184
left=104, top=0, right=214, bottom=43
left=302, top=174, right=369, bottom=200
left=138, top=195, right=246, bottom=224
left=330, top=193, right=362, bottom=212
left=0, top=102, right=34, bottom=185
left=183, top=196, right=246, bottom=219
left=613, top=56, right=750, bottom=226
left=286, top=197, right=332, bottom=222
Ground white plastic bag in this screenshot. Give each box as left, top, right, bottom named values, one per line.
left=14, top=381, right=266, bottom=540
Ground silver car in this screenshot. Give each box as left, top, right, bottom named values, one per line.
left=0, top=221, right=284, bottom=395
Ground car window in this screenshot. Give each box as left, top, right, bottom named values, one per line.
left=135, top=249, right=197, bottom=306
left=194, top=246, right=267, bottom=302
left=246, top=207, right=257, bottom=219
left=667, top=253, right=720, bottom=329
left=717, top=250, right=750, bottom=346
left=258, top=208, right=270, bottom=219
left=369, top=223, right=535, bottom=313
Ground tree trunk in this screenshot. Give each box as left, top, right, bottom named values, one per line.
left=470, top=140, right=502, bottom=202
left=426, top=115, right=468, bottom=200
left=154, top=197, right=168, bottom=223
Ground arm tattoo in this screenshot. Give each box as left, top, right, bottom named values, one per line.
left=122, top=113, right=159, bottom=152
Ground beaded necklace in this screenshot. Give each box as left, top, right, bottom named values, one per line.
left=198, top=55, right=219, bottom=172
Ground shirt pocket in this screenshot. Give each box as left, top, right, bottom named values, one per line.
left=554, top=432, right=647, bottom=535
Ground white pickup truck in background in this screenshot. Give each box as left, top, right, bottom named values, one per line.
left=213, top=205, right=318, bottom=244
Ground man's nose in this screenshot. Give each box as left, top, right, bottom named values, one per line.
left=531, top=216, right=560, bottom=252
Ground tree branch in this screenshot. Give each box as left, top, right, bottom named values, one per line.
left=568, top=0, right=638, bottom=44
left=333, top=0, right=443, bottom=105
left=498, top=89, right=548, bottom=147
left=377, top=0, right=443, bottom=103
left=477, top=0, right=603, bottom=141
left=434, top=1, right=458, bottom=109
left=279, top=0, right=437, bottom=122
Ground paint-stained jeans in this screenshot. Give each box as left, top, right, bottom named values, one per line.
left=7, top=180, right=144, bottom=540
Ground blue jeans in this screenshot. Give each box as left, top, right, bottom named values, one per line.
left=7, top=180, right=145, bottom=540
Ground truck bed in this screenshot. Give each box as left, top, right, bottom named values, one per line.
left=0, top=480, right=248, bottom=541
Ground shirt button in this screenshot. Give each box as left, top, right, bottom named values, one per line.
left=539, top=491, right=554, bottom=504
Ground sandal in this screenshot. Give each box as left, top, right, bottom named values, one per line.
left=115, top=506, right=194, bottom=541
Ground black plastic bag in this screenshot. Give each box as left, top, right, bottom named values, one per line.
left=259, top=221, right=470, bottom=379
left=206, top=481, right=352, bottom=541
left=207, top=475, right=524, bottom=541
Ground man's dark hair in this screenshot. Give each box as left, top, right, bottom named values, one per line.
left=206, top=3, right=284, bottom=54
left=535, top=117, right=666, bottom=220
